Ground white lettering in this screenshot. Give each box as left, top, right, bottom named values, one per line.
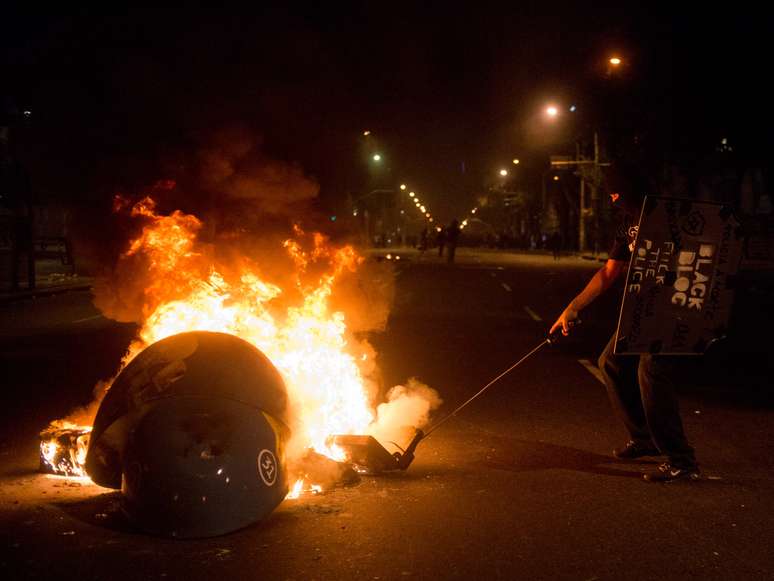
left=678, top=251, right=696, bottom=265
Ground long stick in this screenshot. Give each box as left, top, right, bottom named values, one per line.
left=423, top=339, right=550, bottom=438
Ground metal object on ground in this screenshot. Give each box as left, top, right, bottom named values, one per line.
left=85, top=331, right=291, bottom=538
left=333, top=329, right=570, bottom=473
left=331, top=430, right=424, bottom=473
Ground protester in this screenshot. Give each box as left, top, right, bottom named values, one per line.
left=550, top=232, right=561, bottom=260
left=436, top=226, right=446, bottom=258
left=418, top=227, right=428, bottom=255
left=550, top=168, right=700, bottom=483
left=445, top=219, right=460, bottom=263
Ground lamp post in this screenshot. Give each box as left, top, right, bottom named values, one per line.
left=544, top=102, right=611, bottom=252
left=550, top=132, right=609, bottom=252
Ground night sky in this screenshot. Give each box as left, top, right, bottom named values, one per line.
left=2, top=4, right=771, bottom=219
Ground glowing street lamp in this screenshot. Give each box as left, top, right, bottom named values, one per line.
left=499, top=169, right=508, bottom=177
left=363, top=130, right=371, bottom=136
left=512, top=158, right=520, bottom=165
left=609, top=56, right=622, bottom=66
left=372, top=153, right=382, bottom=162
left=545, top=105, right=559, bottom=118
left=400, top=184, right=407, bottom=190
left=409, top=191, right=415, bottom=197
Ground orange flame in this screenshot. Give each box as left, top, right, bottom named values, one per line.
left=117, top=198, right=374, bottom=460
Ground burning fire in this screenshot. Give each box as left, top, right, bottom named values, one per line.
left=42, top=195, right=439, bottom=494
left=39, top=421, right=92, bottom=477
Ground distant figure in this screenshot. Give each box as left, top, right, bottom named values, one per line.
left=551, top=232, right=562, bottom=260
left=418, top=227, right=428, bottom=255
left=436, top=227, right=446, bottom=257
left=445, top=219, right=460, bottom=264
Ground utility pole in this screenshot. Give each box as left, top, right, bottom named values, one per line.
left=550, top=132, right=610, bottom=252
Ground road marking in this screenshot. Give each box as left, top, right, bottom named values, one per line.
left=578, top=359, right=606, bottom=385
left=501, top=282, right=512, bottom=292
left=72, top=314, right=103, bottom=323
left=524, top=305, right=542, bottom=321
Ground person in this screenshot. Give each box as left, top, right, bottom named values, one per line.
left=436, top=226, right=446, bottom=258
left=549, top=175, right=700, bottom=483
left=550, top=231, right=561, bottom=260
left=445, top=219, right=460, bottom=263
left=418, top=227, right=428, bottom=255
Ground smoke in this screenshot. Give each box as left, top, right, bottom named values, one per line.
left=57, top=379, right=112, bottom=428
left=92, top=126, right=324, bottom=325
left=197, top=126, right=320, bottom=216
left=329, top=259, right=395, bottom=334
left=367, top=379, right=443, bottom=445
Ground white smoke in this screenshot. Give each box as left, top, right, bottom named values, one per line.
left=367, top=378, right=442, bottom=445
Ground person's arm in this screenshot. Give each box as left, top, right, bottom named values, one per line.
left=549, top=259, right=627, bottom=335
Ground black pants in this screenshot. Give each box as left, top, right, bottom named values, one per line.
left=447, top=244, right=456, bottom=263
left=598, top=334, right=697, bottom=468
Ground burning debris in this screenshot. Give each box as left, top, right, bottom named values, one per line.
left=330, top=432, right=424, bottom=474
left=39, top=422, right=92, bottom=477
left=286, top=448, right=360, bottom=499
left=85, top=331, right=291, bottom=538
left=41, top=190, right=441, bottom=534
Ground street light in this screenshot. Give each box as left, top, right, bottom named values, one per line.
left=372, top=153, right=382, bottom=162
left=512, top=159, right=520, bottom=165
left=545, top=105, right=559, bottom=118
left=409, top=191, right=415, bottom=197
left=499, top=169, right=508, bottom=177
left=400, top=184, right=407, bottom=190
left=609, top=56, right=622, bottom=66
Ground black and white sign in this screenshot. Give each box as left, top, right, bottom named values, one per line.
left=615, top=197, right=743, bottom=355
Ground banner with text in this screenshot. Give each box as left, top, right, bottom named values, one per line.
left=615, top=197, right=743, bottom=355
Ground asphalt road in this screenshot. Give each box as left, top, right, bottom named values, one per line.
left=1, top=250, right=772, bottom=580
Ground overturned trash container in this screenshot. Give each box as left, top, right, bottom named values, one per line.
left=85, top=331, right=290, bottom=538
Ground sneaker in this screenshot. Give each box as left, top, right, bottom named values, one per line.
left=613, top=440, right=661, bottom=460
left=643, top=462, right=701, bottom=483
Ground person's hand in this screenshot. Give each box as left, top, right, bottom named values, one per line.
left=550, top=304, right=580, bottom=336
